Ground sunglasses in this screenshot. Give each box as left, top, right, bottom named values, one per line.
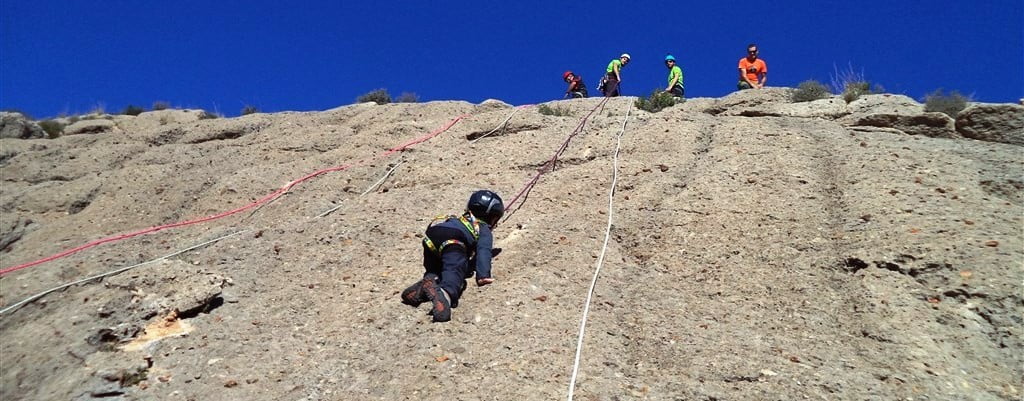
left=748, top=50, right=758, bottom=54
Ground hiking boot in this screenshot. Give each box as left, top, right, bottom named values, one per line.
left=401, top=274, right=438, bottom=307
left=428, top=288, right=452, bottom=323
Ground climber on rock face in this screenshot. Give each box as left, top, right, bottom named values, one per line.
left=400, top=190, right=504, bottom=323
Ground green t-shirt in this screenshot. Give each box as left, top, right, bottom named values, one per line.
left=668, top=65, right=684, bottom=88
left=606, top=59, right=623, bottom=74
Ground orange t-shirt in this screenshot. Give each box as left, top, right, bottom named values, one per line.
left=738, top=58, right=767, bottom=83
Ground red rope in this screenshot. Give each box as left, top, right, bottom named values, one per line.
left=0, top=114, right=470, bottom=276
left=502, top=97, right=610, bottom=223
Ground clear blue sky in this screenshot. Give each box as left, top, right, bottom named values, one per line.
left=2, top=1, right=1021, bottom=118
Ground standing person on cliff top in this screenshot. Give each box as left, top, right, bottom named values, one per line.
left=664, top=54, right=684, bottom=97
left=601, top=53, right=630, bottom=97
left=737, top=43, right=767, bottom=90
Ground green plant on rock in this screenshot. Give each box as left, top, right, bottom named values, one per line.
left=538, top=104, right=572, bottom=116
left=792, top=80, right=831, bottom=102
left=121, top=105, right=144, bottom=116
left=635, top=90, right=679, bottom=113
left=841, top=81, right=877, bottom=103
left=395, top=92, right=420, bottom=103
left=924, top=89, right=969, bottom=118
left=38, top=120, right=65, bottom=138
left=357, top=89, right=391, bottom=105
left=152, top=101, right=170, bottom=110
left=240, top=105, right=259, bottom=115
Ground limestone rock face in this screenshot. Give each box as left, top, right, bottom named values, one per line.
left=63, top=119, right=117, bottom=136
left=847, top=94, right=924, bottom=116
left=705, top=87, right=793, bottom=115
left=1, top=97, right=1020, bottom=401
left=955, top=104, right=1024, bottom=145
left=850, top=112, right=959, bottom=138
left=0, top=112, right=46, bottom=139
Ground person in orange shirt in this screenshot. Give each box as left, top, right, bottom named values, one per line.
left=737, top=43, right=767, bottom=90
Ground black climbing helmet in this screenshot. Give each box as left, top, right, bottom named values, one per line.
left=466, top=190, right=504, bottom=226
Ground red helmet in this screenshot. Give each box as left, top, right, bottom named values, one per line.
left=562, top=71, right=574, bottom=81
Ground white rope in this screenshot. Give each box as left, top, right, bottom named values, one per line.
left=0, top=229, right=249, bottom=315
left=566, top=101, right=631, bottom=400
left=469, top=107, right=523, bottom=143
left=360, top=160, right=404, bottom=196
left=315, top=159, right=405, bottom=219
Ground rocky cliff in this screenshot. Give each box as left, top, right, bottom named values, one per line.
left=1, top=90, right=1021, bottom=400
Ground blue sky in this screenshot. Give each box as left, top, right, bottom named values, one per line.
left=2, top=1, right=1021, bottom=118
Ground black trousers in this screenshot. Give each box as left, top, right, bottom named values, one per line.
left=421, top=225, right=471, bottom=306
left=603, top=73, right=620, bottom=97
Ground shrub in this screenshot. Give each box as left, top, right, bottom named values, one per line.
left=357, top=89, right=391, bottom=105
left=792, top=80, right=831, bottom=102
left=198, top=111, right=220, bottom=120
left=121, top=105, right=144, bottom=116
left=89, top=103, right=106, bottom=116
left=923, top=89, right=969, bottom=118
left=240, top=105, right=259, bottom=115
left=829, top=63, right=883, bottom=103
left=537, top=104, right=572, bottom=116
left=152, top=101, right=170, bottom=110
left=841, top=81, right=877, bottom=103
left=38, top=120, right=65, bottom=138
left=395, top=92, right=420, bottom=103
left=634, top=90, right=678, bottom=113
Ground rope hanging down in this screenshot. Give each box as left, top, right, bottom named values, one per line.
left=0, top=114, right=470, bottom=276
left=566, top=100, right=631, bottom=401
left=502, top=97, right=610, bottom=223
left=0, top=230, right=249, bottom=315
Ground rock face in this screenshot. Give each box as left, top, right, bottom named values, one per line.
left=955, top=104, right=1024, bottom=145
left=0, top=97, right=1020, bottom=401
left=850, top=112, right=959, bottom=138
left=0, top=112, right=46, bottom=139
left=63, top=119, right=118, bottom=136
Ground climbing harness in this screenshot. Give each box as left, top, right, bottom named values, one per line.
left=422, top=214, right=479, bottom=255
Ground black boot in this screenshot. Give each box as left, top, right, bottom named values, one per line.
left=400, top=274, right=437, bottom=307
left=427, top=287, right=452, bottom=323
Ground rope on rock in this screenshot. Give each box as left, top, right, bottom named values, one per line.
left=0, top=229, right=249, bottom=315
left=0, top=114, right=471, bottom=276
left=566, top=100, right=631, bottom=401
left=502, top=97, right=610, bottom=224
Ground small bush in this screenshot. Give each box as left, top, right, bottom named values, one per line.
left=240, top=105, right=259, bottom=115
left=89, top=103, right=106, bottom=115
left=792, top=80, right=831, bottom=102
left=634, top=90, right=678, bottom=113
left=38, top=120, right=65, bottom=138
left=924, top=89, right=969, bottom=118
left=198, top=111, right=220, bottom=120
left=829, top=63, right=883, bottom=103
left=841, top=81, right=876, bottom=103
left=357, top=89, right=391, bottom=105
left=537, top=104, right=572, bottom=116
left=121, top=105, right=144, bottom=116
left=152, top=101, right=170, bottom=110
left=395, top=92, right=420, bottom=103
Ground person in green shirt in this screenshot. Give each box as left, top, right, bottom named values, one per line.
left=664, top=54, right=684, bottom=97
left=602, top=53, right=630, bottom=97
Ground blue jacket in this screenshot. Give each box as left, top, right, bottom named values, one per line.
left=434, top=216, right=494, bottom=279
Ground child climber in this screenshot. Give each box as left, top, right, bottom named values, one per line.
left=400, top=190, right=505, bottom=322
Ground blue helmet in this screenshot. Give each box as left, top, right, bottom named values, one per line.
left=665, top=54, right=676, bottom=62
